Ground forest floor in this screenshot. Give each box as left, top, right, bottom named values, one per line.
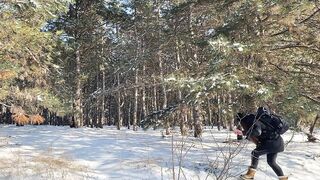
left=0, top=125, right=319, bottom=180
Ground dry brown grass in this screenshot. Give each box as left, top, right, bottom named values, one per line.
left=0, top=150, right=93, bottom=180
left=0, top=70, right=16, bottom=80
left=29, top=115, right=45, bottom=125
left=12, top=114, right=29, bottom=126
left=32, top=154, right=89, bottom=173
left=0, top=137, right=91, bottom=179
left=12, top=114, right=45, bottom=125
left=10, top=105, right=45, bottom=126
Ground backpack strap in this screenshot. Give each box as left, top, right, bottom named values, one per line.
left=259, top=115, right=276, bottom=130
left=258, top=115, right=280, bottom=140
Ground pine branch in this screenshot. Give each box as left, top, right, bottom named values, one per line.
left=268, top=62, right=290, bottom=75
left=271, top=8, right=320, bottom=37
left=0, top=102, right=11, bottom=107
left=140, top=104, right=179, bottom=130
left=268, top=62, right=320, bottom=78
left=270, top=44, right=320, bottom=52
left=300, top=93, right=320, bottom=104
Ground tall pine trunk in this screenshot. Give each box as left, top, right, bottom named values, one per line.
left=159, top=56, right=169, bottom=135
left=152, top=77, right=158, bottom=128
left=207, top=98, right=212, bottom=127
left=133, top=69, right=139, bottom=131
left=99, top=67, right=105, bottom=128
left=189, top=2, right=202, bottom=137
left=175, top=37, right=187, bottom=135
left=217, top=93, right=221, bottom=131
left=193, top=103, right=202, bottom=138
left=74, top=47, right=83, bottom=128
left=141, top=63, right=147, bottom=121
left=179, top=103, right=188, bottom=136
left=99, top=34, right=106, bottom=128
left=116, top=73, right=122, bottom=130
left=156, top=0, right=169, bottom=135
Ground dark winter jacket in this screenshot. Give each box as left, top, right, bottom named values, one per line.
left=248, top=120, right=284, bottom=153
left=239, top=113, right=284, bottom=153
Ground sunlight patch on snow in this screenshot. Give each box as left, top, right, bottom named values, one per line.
left=0, top=126, right=319, bottom=180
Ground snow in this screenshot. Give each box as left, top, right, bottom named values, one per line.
left=0, top=125, right=319, bottom=180
left=257, top=87, right=268, bottom=95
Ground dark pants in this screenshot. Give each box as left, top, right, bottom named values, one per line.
left=250, top=149, right=284, bottom=176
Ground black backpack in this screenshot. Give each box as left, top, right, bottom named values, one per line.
left=256, top=107, right=289, bottom=138
left=260, top=114, right=289, bottom=135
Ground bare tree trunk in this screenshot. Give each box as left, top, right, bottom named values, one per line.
left=152, top=77, right=158, bottom=128
left=228, top=93, right=234, bottom=131
left=142, top=63, right=147, bottom=121
left=175, top=37, right=186, bottom=134
left=217, top=94, right=221, bottom=131
left=133, top=69, right=138, bottom=131
left=306, top=113, right=320, bottom=142
left=74, top=47, right=83, bottom=128
left=207, top=98, right=212, bottom=127
left=141, top=37, right=147, bottom=121
left=193, top=103, right=202, bottom=138
left=128, top=100, right=131, bottom=129
left=188, top=108, right=193, bottom=130
left=159, top=56, right=169, bottom=134
left=179, top=103, right=188, bottom=136
left=188, top=2, right=203, bottom=137
left=99, top=35, right=106, bottom=128
left=95, top=74, right=100, bottom=128
left=309, top=113, right=320, bottom=135
left=89, top=110, right=93, bottom=128
left=156, top=0, right=169, bottom=135
left=116, top=73, right=122, bottom=130
left=108, top=96, right=112, bottom=126
left=222, top=91, right=227, bottom=129
left=99, top=67, right=105, bottom=128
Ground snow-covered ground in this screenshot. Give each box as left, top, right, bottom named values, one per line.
left=0, top=125, right=319, bottom=180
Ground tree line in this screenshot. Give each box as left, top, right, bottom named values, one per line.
left=0, top=0, right=319, bottom=137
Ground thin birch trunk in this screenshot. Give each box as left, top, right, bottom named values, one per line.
left=133, top=69, right=139, bottom=131
left=116, top=73, right=122, bottom=130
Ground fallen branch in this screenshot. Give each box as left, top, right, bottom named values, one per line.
left=299, top=127, right=320, bottom=143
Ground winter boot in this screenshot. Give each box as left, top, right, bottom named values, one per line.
left=240, top=168, right=256, bottom=179
left=279, top=176, right=288, bottom=180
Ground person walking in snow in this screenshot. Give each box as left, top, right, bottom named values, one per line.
left=239, top=107, right=288, bottom=180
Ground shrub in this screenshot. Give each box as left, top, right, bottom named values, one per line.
left=29, top=115, right=45, bottom=125
left=12, top=114, right=29, bottom=126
